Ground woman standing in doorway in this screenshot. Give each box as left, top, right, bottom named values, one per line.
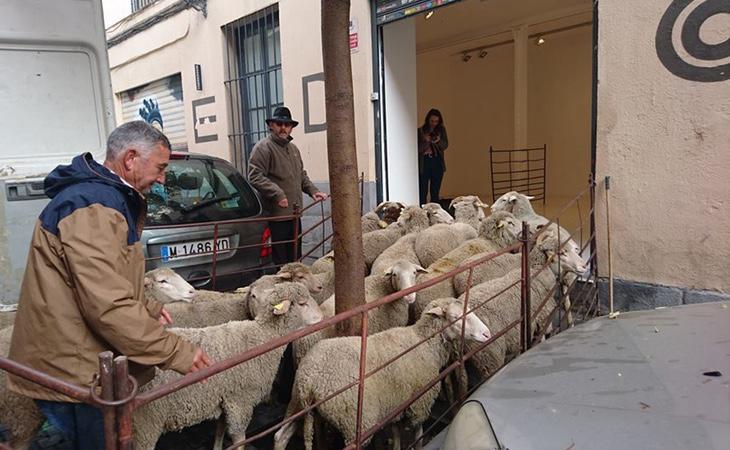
left=418, top=108, right=449, bottom=205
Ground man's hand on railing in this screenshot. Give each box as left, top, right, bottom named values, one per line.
left=312, top=191, right=328, bottom=202
left=277, top=198, right=289, bottom=208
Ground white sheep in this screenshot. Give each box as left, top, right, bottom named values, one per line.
left=165, top=263, right=324, bottom=328
left=273, top=297, right=491, bottom=450
left=421, top=202, right=455, bottom=225
left=132, top=283, right=323, bottom=450
left=293, top=260, right=427, bottom=367
left=453, top=222, right=588, bottom=296
left=449, top=195, right=489, bottom=231
left=362, top=206, right=430, bottom=270
left=0, top=269, right=194, bottom=331
left=370, top=233, right=420, bottom=276
left=459, top=230, right=586, bottom=380
left=414, top=222, right=478, bottom=268
left=411, top=211, right=524, bottom=320
left=241, top=262, right=324, bottom=317
left=144, top=267, right=196, bottom=304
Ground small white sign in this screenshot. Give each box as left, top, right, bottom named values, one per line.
left=349, top=17, right=359, bottom=53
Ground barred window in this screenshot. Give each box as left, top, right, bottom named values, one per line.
left=223, top=5, right=283, bottom=176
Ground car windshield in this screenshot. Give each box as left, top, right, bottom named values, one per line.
left=145, top=157, right=260, bottom=226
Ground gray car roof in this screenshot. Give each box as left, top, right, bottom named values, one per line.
left=468, top=301, right=730, bottom=450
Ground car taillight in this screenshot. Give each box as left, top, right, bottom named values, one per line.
left=260, top=226, right=272, bottom=258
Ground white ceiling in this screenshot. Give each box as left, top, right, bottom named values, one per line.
left=416, top=0, right=592, bottom=52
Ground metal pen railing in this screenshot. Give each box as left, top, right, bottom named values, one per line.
left=0, top=178, right=602, bottom=450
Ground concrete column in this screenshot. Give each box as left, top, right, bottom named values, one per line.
left=382, top=18, right=419, bottom=204
left=513, top=24, right=529, bottom=148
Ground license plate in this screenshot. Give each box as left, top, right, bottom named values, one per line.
left=160, top=237, right=231, bottom=262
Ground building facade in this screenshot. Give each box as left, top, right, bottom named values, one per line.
left=106, top=0, right=730, bottom=306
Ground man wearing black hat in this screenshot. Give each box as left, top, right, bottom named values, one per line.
left=248, top=106, right=328, bottom=265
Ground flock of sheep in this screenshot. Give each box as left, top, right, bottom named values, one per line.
left=0, top=191, right=588, bottom=450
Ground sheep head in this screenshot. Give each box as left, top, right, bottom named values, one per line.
left=374, top=201, right=406, bottom=224
left=481, top=211, right=522, bottom=247
left=424, top=298, right=491, bottom=343
left=534, top=229, right=588, bottom=276
left=490, top=191, right=536, bottom=217
left=421, top=202, right=455, bottom=225
left=266, top=283, right=323, bottom=326
left=450, top=195, right=488, bottom=221
left=144, top=268, right=195, bottom=303
left=394, top=206, right=430, bottom=232
left=384, top=260, right=427, bottom=304
left=277, top=262, right=324, bottom=294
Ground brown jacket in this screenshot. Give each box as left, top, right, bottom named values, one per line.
left=248, top=133, right=319, bottom=216
left=7, top=154, right=196, bottom=402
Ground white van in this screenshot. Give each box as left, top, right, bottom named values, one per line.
left=0, top=0, right=115, bottom=304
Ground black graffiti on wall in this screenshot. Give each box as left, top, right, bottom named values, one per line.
left=656, top=0, right=730, bottom=82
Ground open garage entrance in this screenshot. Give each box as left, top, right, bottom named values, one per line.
left=376, top=0, right=594, bottom=237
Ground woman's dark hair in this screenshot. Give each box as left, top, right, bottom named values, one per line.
left=421, top=108, right=444, bottom=134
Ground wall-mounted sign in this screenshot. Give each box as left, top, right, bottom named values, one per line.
left=375, top=0, right=462, bottom=25
left=350, top=17, right=359, bottom=53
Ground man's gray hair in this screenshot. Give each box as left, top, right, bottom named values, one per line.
left=106, top=121, right=171, bottom=161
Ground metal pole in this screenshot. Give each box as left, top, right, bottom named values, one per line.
left=604, top=176, right=614, bottom=316
left=293, top=203, right=301, bottom=262
left=211, top=222, right=219, bottom=290
left=98, top=352, right=117, bottom=450
left=114, top=356, right=134, bottom=450
left=520, top=221, right=532, bottom=351
left=354, top=312, right=369, bottom=450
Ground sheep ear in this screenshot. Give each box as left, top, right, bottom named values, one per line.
left=378, top=220, right=388, bottom=229
left=276, top=272, right=294, bottom=280
left=425, top=305, right=445, bottom=317
left=235, top=286, right=251, bottom=295
left=415, top=265, right=428, bottom=274
left=374, top=201, right=388, bottom=213
left=496, top=221, right=504, bottom=229
left=144, top=276, right=152, bottom=287
left=396, top=202, right=406, bottom=210
left=525, top=195, right=535, bottom=200
left=449, top=197, right=464, bottom=208
left=508, top=194, right=518, bottom=203
left=384, top=266, right=394, bottom=276
left=272, top=300, right=291, bottom=315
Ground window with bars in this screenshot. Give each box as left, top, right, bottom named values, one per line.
left=223, top=5, right=283, bottom=176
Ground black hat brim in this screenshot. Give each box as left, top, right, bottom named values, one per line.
left=266, top=118, right=299, bottom=127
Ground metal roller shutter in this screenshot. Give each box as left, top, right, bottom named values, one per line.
left=120, top=74, right=187, bottom=151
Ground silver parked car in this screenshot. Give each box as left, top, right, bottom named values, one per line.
left=426, top=301, right=730, bottom=450
left=142, top=152, right=272, bottom=291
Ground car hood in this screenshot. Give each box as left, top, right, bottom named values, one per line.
left=476, top=301, right=730, bottom=450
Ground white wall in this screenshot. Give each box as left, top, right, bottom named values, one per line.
left=382, top=18, right=419, bottom=204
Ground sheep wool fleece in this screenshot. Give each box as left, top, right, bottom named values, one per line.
left=7, top=153, right=196, bottom=402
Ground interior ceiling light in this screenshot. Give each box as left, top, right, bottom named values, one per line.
left=479, top=50, right=488, bottom=58
left=536, top=36, right=546, bottom=46
left=462, top=52, right=472, bottom=62
left=425, top=11, right=435, bottom=20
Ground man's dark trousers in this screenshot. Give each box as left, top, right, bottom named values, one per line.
left=269, top=219, right=302, bottom=265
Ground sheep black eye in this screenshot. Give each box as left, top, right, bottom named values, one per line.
left=158, top=279, right=168, bottom=284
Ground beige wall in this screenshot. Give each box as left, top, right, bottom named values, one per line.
left=107, top=0, right=375, bottom=182
left=528, top=25, right=592, bottom=200
left=416, top=41, right=515, bottom=201
left=416, top=23, right=592, bottom=203
left=596, top=0, right=730, bottom=292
